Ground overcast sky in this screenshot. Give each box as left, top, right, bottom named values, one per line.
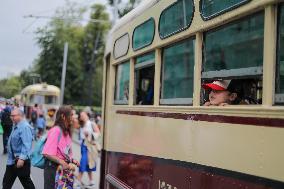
left=0, top=0, right=108, bottom=79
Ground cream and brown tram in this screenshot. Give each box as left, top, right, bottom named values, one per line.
left=101, top=0, right=284, bottom=188
left=20, top=83, right=60, bottom=125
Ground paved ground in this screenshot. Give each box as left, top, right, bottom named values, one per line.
left=0, top=130, right=100, bottom=189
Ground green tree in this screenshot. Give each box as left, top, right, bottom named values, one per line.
left=0, top=76, right=22, bottom=98
left=35, top=1, right=85, bottom=104
left=82, top=4, right=111, bottom=106
left=108, top=0, right=141, bottom=17
left=35, top=2, right=110, bottom=106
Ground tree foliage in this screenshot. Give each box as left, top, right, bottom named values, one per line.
left=0, top=76, right=22, bottom=98
left=35, top=2, right=110, bottom=105
left=0, top=1, right=110, bottom=106
left=108, top=0, right=141, bottom=17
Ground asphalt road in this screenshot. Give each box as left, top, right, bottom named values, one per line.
left=0, top=131, right=100, bottom=189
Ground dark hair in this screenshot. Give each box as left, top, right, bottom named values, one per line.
left=54, top=105, right=73, bottom=136
left=227, top=79, right=244, bottom=104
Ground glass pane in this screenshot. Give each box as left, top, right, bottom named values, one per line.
left=133, top=19, right=155, bottom=50
left=114, top=34, right=129, bottom=59
left=201, top=0, right=250, bottom=20
left=45, top=95, right=56, bottom=104
left=115, top=61, right=130, bottom=104
left=203, top=12, right=264, bottom=72
left=159, top=0, right=194, bottom=39
left=276, top=5, right=284, bottom=98
left=136, top=52, right=155, bottom=65
left=161, top=39, right=195, bottom=102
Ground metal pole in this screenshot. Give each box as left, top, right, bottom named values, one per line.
left=60, top=42, right=68, bottom=105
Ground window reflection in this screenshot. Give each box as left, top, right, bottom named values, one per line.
left=203, top=12, right=264, bottom=73
left=114, top=62, right=130, bottom=104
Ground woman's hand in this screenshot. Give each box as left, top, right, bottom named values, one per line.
left=203, top=101, right=211, bottom=106
left=72, top=159, right=80, bottom=167
left=59, top=159, right=69, bottom=170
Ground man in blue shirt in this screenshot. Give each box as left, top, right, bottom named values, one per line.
left=2, top=108, right=35, bottom=189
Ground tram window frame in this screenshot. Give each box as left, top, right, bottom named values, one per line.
left=201, top=12, right=265, bottom=105
left=275, top=4, right=284, bottom=105
left=160, top=38, right=195, bottom=105
left=134, top=52, right=155, bottom=105
left=113, top=33, right=130, bottom=59
left=114, top=61, right=130, bottom=105
left=202, top=11, right=264, bottom=79
left=200, top=0, right=251, bottom=21
left=132, top=18, right=155, bottom=51
left=158, top=0, right=194, bottom=39
left=45, top=95, right=57, bottom=105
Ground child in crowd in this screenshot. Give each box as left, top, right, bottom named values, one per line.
left=202, top=80, right=243, bottom=106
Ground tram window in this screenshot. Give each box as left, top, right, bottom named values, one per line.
left=201, top=79, right=262, bottom=106
left=133, top=18, right=155, bottom=51
left=161, top=38, right=195, bottom=105
left=200, top=0, right=251, bottom=20
left=203, top=12, right=264, bottom=79
left=114, top=33, right=129, bottom=59
left=114, top=61, right=130, bottom=105
left=275, top=5, right=284, bottom=104
left=30, top=94, right=44, bottom=104
left=135, top=52, right=155, bottom=105
left=159, top=0, right=194, bottom=39
left=45, top=95, right=56, bottom=104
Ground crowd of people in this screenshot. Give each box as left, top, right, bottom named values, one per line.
left=0, top=100, right=102, bottom=189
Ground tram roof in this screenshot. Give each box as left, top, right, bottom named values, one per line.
left=105, top=0, right=159, bottom=56
left=21, top=83, right=60, bottom=95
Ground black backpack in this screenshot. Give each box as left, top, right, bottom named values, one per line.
left=1, top=109, right=13, bottom=132
left=31, top=110, right=38, bottom=123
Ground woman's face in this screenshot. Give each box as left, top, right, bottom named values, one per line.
left=71, top=110, right=80, bottom=129
left=209, top=90, right=232, bottom=105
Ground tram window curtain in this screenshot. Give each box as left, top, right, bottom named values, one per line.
left=114, top=61, right=130, bottom=105
left=161, top=39, right=195, bottom=105
left=133, top=18, right=155, bottom=50
left=203, top=12, right=264, bottom=76
left=275, top=5, right=284, bottom=104
left=159, top=0, right=194, bottom=39
left=200, top=0, right=251, bottom=20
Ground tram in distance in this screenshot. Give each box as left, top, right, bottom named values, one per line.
left=20, top=83, right=60, bottom=124
left=100, top=0, right=284, bottom=188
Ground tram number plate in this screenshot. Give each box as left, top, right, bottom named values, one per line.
left=158, top=180, right=177, bottom=189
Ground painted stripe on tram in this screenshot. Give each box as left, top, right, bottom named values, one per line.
left=105, top=151, right=284, bottom=189
left=116, top=110, right=284, bottom=128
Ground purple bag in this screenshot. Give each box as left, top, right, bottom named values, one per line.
left=55, top=165, right=74, bottom=189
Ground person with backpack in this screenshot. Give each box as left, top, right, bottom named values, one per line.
left=30, top=104, right=38, bottom=126
left=2, top=108, right=35, bottom=189
left=42, top=105, right=79, bottom=189
left=1, top=103, right=13, bottom=154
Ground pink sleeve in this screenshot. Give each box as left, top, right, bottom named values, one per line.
left=42, top=127, right=60, bottom=156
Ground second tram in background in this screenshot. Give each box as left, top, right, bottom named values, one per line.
left=101, top=0, right=284, bottom=189
left=20, top=83, right=60, bottom=127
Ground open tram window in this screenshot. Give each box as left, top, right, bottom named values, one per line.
left=201, top=78, right=262, bottom=106
left=201, top=12, right=264, bottom=105
left=134, top=52, right=155, bottom=105
left=114, top=61, right=130, bottom=105
left=160, top=38, right=195, bottom=105
left=275, top=5, right=284, bottom=105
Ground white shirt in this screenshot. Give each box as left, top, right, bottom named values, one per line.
left=80, top=120, right=93, bottom=141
